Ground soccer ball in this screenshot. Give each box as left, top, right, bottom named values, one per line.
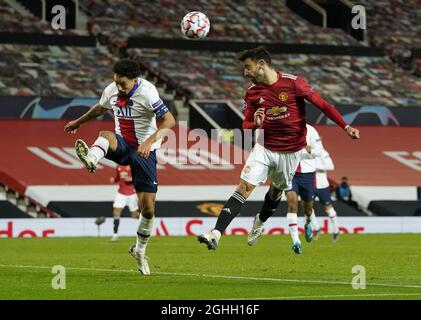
left=180, top=11, right=210, bottom=39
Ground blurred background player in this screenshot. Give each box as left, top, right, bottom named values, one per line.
left=335, top=176, right=361, bottom=211
left=110, top=164, right=140, bottom=242
left=248, top=124, right=323, bottom=251
left=64, top=58, right=176, bottom=275
left=287, top=124, right=322, bottom=245
left=313, top=143, right=340, bottom=241
left=197, top=46, right=359, bottom=253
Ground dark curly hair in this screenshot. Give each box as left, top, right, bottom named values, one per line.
left=113, top=58, right=141, bottom=79
left=237, top=46, right=272, bottom=65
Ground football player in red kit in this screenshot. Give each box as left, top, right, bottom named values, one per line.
left=110, top=165, right=140, bottom=242
left=198, top=46, right=359, bottom=253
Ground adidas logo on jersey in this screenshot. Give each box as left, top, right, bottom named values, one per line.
left=259, top=97, right=265, bottom=104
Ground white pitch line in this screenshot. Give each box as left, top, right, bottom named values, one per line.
left=223, top=293, right=421, bottom=300
left=1, top=264, right=421, bottom=291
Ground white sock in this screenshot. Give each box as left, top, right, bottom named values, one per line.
left=136, top=215, right=154, bottom=254
left=287, top=213, right=300, bottom=244
left=310, top=210, right=320, bottom=230
left=255, top=213, right=264, bottom=228
left=89, top=137, right=109, bottom=165
left=326, top=207, right=339, bottom=234
left=211, top=229, right=221, bottom=242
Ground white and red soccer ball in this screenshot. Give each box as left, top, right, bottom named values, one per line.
left=180, top=11, right=210, bottom=39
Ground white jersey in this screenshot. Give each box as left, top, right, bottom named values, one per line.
left=296, top=124, right=323, bottom=173
left=99, top=78, right=168, bottom=150
left=315, top=149, right=335, bottom=189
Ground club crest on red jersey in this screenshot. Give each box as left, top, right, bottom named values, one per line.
left=279, top=92, right=288, bottom=102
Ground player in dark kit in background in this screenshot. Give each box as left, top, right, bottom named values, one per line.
left=197, top=46, right=359, bottom=253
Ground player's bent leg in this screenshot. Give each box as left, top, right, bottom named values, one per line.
left=198, top=179, right=255, bottom=250
left=302, top=200, right=314, bottom=243
left=130, top=192, right=156, bottom=275
left=286, top=190, right=298, bottom=213
left=98, top=130, right=118, bottom=151
left=309, top=209, right=321, bottom=240
left=325, top=204, right=340, bottom=241
left=258, top=184, right=283, bottom=222
left=248, top=184, right=283, bottom=246
left=111, top=207, right=122, bottom=242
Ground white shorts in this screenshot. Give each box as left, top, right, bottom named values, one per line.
left=113, top=192, right=139, bottom=212
left=240, top=143, right=303, bottom=190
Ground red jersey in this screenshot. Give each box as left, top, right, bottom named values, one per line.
left=114, top=165, right=136, bottom=195
left=243, top=72, right=348, bottom=152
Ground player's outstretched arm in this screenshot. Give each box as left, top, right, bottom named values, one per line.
left=297, top=77, right=360, bottom=140
left=316, top=151, right=335, bottom=171
left=64, top=103, right=108, bottom=134
left=308, top=93, right=360, bottom=139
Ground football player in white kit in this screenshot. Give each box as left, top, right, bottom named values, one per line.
left=288, top=124, right=323, bottom=243
left=64, top=59, right=176, bottom=275
left=248, top=124, right=324, bottom=250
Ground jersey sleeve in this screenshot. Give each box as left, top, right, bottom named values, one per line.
left=242, top=92, right=256, bottom=129
left=308, top=126, right=323, bottom=157
left=295, top=77, right=348, bottom=129
left=317, top=150, right=335, bottom=171
left=144, top=83, right=169, bottom=118
left=99, top=88, right=112, bottom=109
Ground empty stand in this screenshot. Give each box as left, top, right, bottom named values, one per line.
left=80, top=0, right=359, bottom=45
left=127, top=48, right=421, bottom=107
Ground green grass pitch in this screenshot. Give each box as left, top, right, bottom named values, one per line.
left=1, top=234, right=421, bottom=300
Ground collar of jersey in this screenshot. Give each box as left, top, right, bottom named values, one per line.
left=126, top=79, right=140, bottom=98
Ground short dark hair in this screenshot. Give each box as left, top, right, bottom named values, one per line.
left=238, top=46, right=272, bottom=65
left=113, top=58, right=141, bottom=79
